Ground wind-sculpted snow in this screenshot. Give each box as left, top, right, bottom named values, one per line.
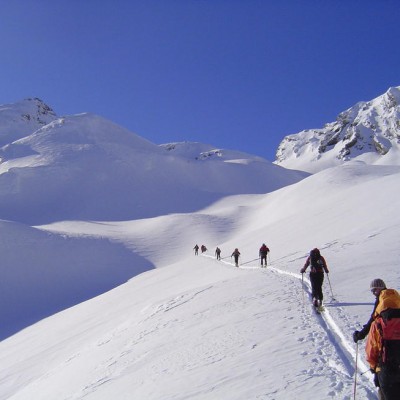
left=0, top=110, right=307, bottom=225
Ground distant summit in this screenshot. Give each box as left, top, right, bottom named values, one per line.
left=160, top=141, right=266, bottom=162
left=275, top=86, right=400, bottom=173
left=0, top=98, right=57, bottom=146
left=0, top=99, right=307, bottom=225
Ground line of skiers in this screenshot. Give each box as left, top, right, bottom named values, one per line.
left=193, top=243, right=270, bottom=268
left=194, top=243, right=400, bottom=398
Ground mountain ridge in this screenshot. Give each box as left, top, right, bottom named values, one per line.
left=0, top=100, right=307, bottom=225
left=275, top=86, right=400, bottom=173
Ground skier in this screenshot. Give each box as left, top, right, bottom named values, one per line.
left=201, top=245, right=207, bottom=253
left=193, top=244, right=199, bottom=255
left=364, top=279, right=400, bottom=400
left=215, top=247, right=221, bottom=260
left=353, top=279, right=387, bottom=343
left=231, top=248, right=241, bottom=267
left=259, top=243, right=270, bottom=267
left=300, top=248, right=329, bottom=308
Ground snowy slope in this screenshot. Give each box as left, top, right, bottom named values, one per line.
left=0, top=219, right=151, bottom=339
left=0, top=99, right=308, bottom=341
left=0, top=98, right=399, bottom=399
left=275, top=86, right=400, bottom=173
left=0, top=102, right=306, bottom=225
left=1, top=161, right=399, bottom=399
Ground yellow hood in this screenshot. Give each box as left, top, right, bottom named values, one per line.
left=374, top=289, right=400, bottom=317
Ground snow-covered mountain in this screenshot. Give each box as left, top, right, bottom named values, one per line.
left=0, top=98, right=307, bottom=337
left=0, top=96, right=399, bottom=399
left=0, top=98, right=57, bottom=146
left=0, top=99, right=307, bottom=225
left=275, top=86, right=400, bottom=173
left=2, top=160, right=399, bottom=399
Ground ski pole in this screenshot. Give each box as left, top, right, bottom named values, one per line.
left=326, top=273, right=336, bottom=301
left=353, top=341, right=359, bottom=400
left=301, top=273, right=305, bottom=306
left=241, top=257, right=260, bottom=266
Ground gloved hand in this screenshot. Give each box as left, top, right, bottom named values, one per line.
left=353, top=330, right=362, bottom=343
left=371, top=370, right=380, bottom=387
left=300, top=268, right=306, bottom=274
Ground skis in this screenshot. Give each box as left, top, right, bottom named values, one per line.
left=314, top=304, right=325, bottom=314
left=312, top=299, right=325, bottom=314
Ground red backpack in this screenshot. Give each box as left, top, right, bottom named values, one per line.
left=376, top=308, right=400, bottom=369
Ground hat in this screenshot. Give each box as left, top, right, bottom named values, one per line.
left=370, top=278, right=386, bottom=290
left=310, top=248, right=320, bottom=256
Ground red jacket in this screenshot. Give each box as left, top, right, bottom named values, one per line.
left=259, top=245, right=269, bottom=255
left=302, top=255, right=329, bottom=273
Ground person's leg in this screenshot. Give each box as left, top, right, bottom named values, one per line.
left=310, top=274, right=317, bottom=299
left=317, top=273, right=324, bottom=302
left=379, top=368, right=400, bottom=400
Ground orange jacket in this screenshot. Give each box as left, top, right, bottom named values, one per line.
left=365, top=289, right=400, bottom=371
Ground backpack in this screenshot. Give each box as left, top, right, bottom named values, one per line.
left=260, top=245, right=268, bottom=254
left=310, top=249, right=323, bottom=271
left=376, top=308, right=400, bottom=370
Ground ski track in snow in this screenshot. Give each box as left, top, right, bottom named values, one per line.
left=4, top=237, right=379, bottom=399
left=27, top=250, right=376, bottom=400
left=203, top=254, right=377, bottom=399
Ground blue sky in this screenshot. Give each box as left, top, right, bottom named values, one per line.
left=1, top=0, right=399, bottom=161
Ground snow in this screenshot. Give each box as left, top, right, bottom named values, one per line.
left=0, top=112, right=307, bottom=225
left=275, top=86, right=400, bottom=174
left=0, top=101, right=399, bottom=399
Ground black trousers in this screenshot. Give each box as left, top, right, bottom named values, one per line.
left=260, top=254, right=267, bottom=265
left=310, top=271, right=324, bottom=301
left=379, top=367, right=400, bottom=400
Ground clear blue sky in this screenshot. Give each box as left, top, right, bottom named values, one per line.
left=1, top=0, right=399, bottom=160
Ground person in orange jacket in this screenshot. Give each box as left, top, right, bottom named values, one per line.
left=364, top=279, right=400, bottom=400
left=353, top=279, right=386, bottom=343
